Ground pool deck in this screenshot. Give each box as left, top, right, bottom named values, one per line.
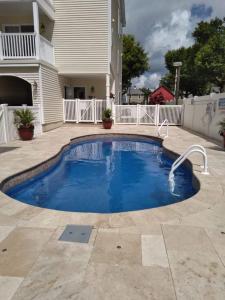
left=0, top=124, right=225, bottom=300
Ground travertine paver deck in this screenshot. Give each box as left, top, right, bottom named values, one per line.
left=0, top=124, right=225, bottom=300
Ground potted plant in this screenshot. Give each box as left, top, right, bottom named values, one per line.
left=219, top=118, right=225, bottom=148
left=14, top=108, right=35, bottom=141
left=102, top=108, right=113, bottom=129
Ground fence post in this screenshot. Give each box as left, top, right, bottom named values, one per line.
left=62, top=99, right=65, bottom=123
left=137, top=104, right=140, bottom=125
left=76, top=99, right=79, bottom=124
left=37, top=104, right=43, bottom=134
left=112, top=102, right=116, bottom=124
left=155, top=105, right=159, bottom=127
left=1, top=104, right=10, bottom=143
left=94, top=99, right=97, bottom=124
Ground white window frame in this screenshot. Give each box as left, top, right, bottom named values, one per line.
left=2, top=24, right=34, bottom=33
left=65, top=85, right=87, bottom=100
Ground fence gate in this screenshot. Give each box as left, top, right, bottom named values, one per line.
left=78, top=100, right=94, bottom=122
left=138, top=105, right=157, bottom=125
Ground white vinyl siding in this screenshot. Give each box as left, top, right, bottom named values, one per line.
left=53, top=0, right=109, bottom=74
left=40, top=65, right=63, bottom=124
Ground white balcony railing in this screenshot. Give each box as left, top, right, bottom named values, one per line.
left=39, top=35, right=54, bottom=65
left=0, top=33, right=36, bottom=59
left=0, top=32, right=54, bottom=65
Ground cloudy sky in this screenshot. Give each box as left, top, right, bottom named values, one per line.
left=125, top=0, right=225, bottom=89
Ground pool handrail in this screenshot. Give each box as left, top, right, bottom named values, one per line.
left=157, top=119, right=169, bottom=139
left=169, top=145, right=209, bottom=183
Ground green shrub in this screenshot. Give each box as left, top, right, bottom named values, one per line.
left=102, top=108, right=112, bottom=120
left=14, top=108, right=35, bottom=128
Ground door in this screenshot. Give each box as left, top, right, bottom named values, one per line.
left=74, top=87, right=85, bottom=99
left=65, top=87, right=74, bottom=99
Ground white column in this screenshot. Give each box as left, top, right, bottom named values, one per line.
left=33, top=2, right=40, bottom=59
left=106, top=73, right=111, bottom=108
left=0, top=32, right=3, bottom=60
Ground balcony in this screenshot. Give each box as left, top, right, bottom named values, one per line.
left=0, top=0, right=55, bottom=65
left=0, top=32, right=54, bottom=65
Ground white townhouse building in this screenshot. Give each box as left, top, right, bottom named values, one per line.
left=0, top=0, right=126, bottom=131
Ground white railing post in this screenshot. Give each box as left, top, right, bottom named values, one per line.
left=0, top=32, right=3, bottom=60
left=1, top=104, right=10, bottom=143
left=33, top=2, right=40, bottom=59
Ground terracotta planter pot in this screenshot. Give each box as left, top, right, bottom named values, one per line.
left=103, top=119, right=113, bottom=129
left=18, top=126, right=34, bottom=141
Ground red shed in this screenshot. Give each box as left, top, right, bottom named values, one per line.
left=149, top=86, right=174, bottom=105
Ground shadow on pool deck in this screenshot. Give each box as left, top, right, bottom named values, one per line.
left=0, top=147, right=19, bottom=154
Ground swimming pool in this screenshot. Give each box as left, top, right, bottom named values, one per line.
left=6, top=135, right=197, bottom=213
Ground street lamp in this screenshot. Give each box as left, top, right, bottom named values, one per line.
left=173, top=62, right=182, bottom=105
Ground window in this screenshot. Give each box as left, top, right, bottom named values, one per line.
left=64, top=86, right=86, bottom=99
left=21, top=25, right=34, bottom=33
left=3, top=25, right=34, bottom=33
left=4, top=26, right=20, bottom=33
left=74, top=87, right=85, bottom=99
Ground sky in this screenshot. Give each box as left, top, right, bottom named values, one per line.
left=125, top=0, right=225, bottom=90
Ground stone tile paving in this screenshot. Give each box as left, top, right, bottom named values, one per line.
left=0, top=125, right=224, bottom=299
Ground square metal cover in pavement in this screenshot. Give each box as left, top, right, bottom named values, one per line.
left=59, top=225, right=92, bottom=243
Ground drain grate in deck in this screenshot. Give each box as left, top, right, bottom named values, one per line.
left=59, top=225, right=92, bottom=244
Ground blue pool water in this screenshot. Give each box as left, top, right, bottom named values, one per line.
left=7, top=136, right=197, bottom=213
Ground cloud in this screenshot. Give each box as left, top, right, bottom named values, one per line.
left=132, top=73, right=162, bottom=90
left=125, top=0, right=225, bottom=87
left=145, top=9, right=194, bottom=57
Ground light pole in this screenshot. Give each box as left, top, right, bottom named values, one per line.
left=173, top=62, right=182, bottom=105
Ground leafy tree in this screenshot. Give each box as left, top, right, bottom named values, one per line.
left=160, top=73, right=174, bottom=92
left=161, top=17, right=225, bottom=96
left=193, top=18, right=225, bottom=45
left=195, top=27, right=225, bottom=90
left=140, top=87, right=152, bottom=104
left=122, top=35, right=149, bottom=93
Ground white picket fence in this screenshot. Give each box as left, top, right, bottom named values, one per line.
left=63, top=99, right=183, bottom=126
left=63, top=99, right=107, bottom=124
left=0, top=104, right=42, bottom=145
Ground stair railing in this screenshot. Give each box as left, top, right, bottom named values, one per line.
left=169, top=145, right=209, bottom=192
left=157, top=119, right=169, bottom=139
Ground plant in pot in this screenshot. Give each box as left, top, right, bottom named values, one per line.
left=219, top=118, right=225, bottom=149
left=14, top=108, right=35, bottom=141
left=102, top=108, right=113, bottom=129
